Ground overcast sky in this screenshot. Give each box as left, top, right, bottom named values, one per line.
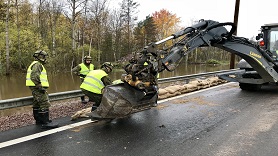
left=109, top=0, right=277, bottom=39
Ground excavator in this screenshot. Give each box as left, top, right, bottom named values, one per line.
left=90, top=19, right=278, bottom=120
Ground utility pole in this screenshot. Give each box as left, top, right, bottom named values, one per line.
left=230, top=0, right=240, bottom=69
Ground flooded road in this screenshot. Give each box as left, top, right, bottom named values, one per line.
left=0, top=64, right=230, bottom=100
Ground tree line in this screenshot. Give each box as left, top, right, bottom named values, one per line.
left=0, top=0, right=234, bottom=76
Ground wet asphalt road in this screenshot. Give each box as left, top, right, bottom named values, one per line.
left=1, top=82, right=278, bottom=156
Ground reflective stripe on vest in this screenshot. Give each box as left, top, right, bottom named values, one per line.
left=80, top=70, right=107, bottom=94
left=26, top=61, right=49, bottom=87
left=79, top=63, right=94, bottom=78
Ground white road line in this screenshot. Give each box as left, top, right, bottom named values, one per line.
left=0, top=82, right=235, bottom=149
left=0, top=120, right=95, bottom=149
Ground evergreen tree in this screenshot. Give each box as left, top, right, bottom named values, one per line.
left=144, top=16, right=156, bottom=44
left=133, top=21, right=144, bottom=49
left=120, top=0, right=139, bottom=55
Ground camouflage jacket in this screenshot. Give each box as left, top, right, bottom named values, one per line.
left=30, top=61, right=45, bottom=86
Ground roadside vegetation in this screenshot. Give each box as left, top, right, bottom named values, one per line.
left=0, top=0, right=239, bottom=75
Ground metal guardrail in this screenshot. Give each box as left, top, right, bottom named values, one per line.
left=158, top=69, right=240, bottom=83
left=0, top=90, right=84, bottom=110
left=0, top=69, right=240, bottom=110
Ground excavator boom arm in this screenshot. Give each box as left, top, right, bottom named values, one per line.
left=92, top=19, right=278, bottom=120
left=162, top=20, right=278, bottom=83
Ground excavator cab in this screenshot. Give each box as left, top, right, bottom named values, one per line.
left=256, top=23, right=278, bottom=60
left=238, top=24, right=278, bottom=69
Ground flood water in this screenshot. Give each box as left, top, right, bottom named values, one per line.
left=0, top=64, right=230, bottom=100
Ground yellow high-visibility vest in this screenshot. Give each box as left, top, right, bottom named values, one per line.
left=79, top=63, right=94, bottom=78
left=26, top=61, right=49, bottom=87
left=80, top=70, right=107, bottom=94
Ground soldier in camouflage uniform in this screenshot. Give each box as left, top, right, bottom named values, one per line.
left=26, top=50, right=58, bottom=129
left=80, top=62, right=113, bottom=111
left=71, top=56, right=94, bottom=104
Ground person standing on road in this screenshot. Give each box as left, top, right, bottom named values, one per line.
left=80, top=62, right=113, bottom=111
left=26, top=50, right=58, bottom=129
left=71, top=55, right=94, bottom=104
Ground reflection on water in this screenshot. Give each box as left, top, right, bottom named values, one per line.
left=0, top=64, right=230, bottom=100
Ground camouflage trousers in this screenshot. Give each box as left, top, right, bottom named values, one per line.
left=81, top=89, right=102, bottom=107
left=29, top=87, right=51, bottom=109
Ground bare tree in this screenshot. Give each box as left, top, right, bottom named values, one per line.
left=88, top=0, right=108, bottom=62
left=80, top=0, right=88, bottom=60
left=63, top=0, right=86, bottom=69
left=109, top=9, right=124, bottom=61
left=64, top=0, right=86, bottom=51
left=46, top=0, right=63, bottom=56
left=5, top=0, right=11, bottom=75
left=38, top=0, right=48, bottom=43
left=15, top=0, right=21, bottom=69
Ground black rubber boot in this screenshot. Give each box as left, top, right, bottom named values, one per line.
left=33, top=107, right=42, bottom=125
left=38, top=109, right=59, bottom=129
